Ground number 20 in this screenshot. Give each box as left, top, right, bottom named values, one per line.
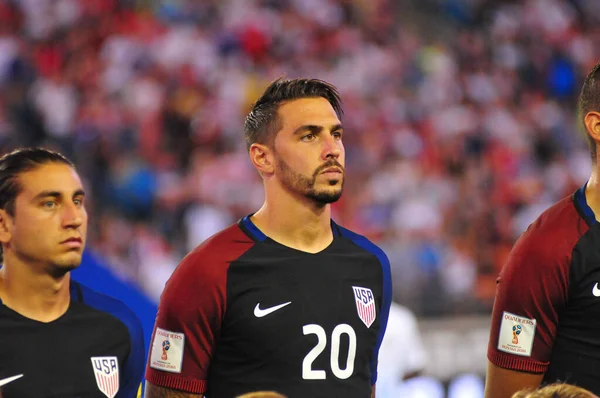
left=302, top=324, right=357, bottom=380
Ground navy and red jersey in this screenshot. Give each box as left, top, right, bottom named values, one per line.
left=146, top=216, right=392, bottom=398
left=0, top=280, right=145, bottom=398
left=488, top=185, right=600, bottom=392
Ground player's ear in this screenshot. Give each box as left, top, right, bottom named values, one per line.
left=0, top=208, right=13, bottom=244
left=249, top=143, right=274, bottom=176
left=584, top=111, right=600, bottom=144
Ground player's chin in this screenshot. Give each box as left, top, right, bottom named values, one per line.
left=320, top=173, right=343, bottom=184
left=316, top=176, right=343, bottom=191
left=311, top=187, right=343, bottom=204
left=54, top=252, right=83, bottom=270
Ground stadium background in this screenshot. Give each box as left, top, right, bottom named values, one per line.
left=1, top=0, right=599, bottom=396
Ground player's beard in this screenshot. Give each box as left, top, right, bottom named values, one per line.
left=275, top=155, right=344, bottom=205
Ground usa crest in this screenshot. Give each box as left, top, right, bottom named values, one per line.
left=91, top=356, right=119, bottom=398
left=352, top=286, right=376, bottom=328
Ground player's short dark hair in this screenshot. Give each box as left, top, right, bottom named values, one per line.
left=578, top=60, right=600, bottom=163
left=244, top=78, right=343, bottom=151
left=0, top=147, right=74, bottom=217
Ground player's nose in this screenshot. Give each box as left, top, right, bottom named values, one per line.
left=62, top=204, right=85, bottom=228
left=321, top=135, right=341, bottom=160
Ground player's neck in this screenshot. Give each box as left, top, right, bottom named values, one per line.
left=586, top=171, right=600, bottom=222
left=252, top=192, right=333, bottom=253
left=0, top=255, right=71, bottom=323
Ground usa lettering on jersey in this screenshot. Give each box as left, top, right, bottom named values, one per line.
left=352, top=286, right=376, bottom=328
left=91, top=356, right=119, bottom=398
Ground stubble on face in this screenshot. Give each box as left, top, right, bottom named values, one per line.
left=275, top=155, right=344, bottom=204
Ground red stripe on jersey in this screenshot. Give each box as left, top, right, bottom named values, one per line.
left=487, top=195, right=589, bottom=373
left=146, top=224, right=255, bottom=394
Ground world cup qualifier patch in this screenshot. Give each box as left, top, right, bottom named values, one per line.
left=150, top=327, right=185, bottom=373
left=498, top=311, right=536, bottom=357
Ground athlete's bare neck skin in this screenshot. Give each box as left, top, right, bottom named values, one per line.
left=0, top=261, right=70, bottom=323
left=586, top=172, right=600, bottom=221
left=584, top=111, right=600, bottom=221
left=252, top=196, right=333, bottom=254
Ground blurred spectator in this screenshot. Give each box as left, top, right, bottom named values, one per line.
left=377, top=302, right=427, bottom=398
left=0, top=0, right=597, bottom=317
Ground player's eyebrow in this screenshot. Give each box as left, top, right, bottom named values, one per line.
left=292, top=123, right=344, bottom=135
left=32, top=189, right=86, bottom=201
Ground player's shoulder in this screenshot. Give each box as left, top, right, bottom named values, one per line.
left=513, top=192, right=589, bottom=262
left=193, top=222, right=254, bottom=253
left=175, top=222, right=255, bottom=276
left=335, top=223, right=389, bottom=264
left=73, top=281, right=143, bottom=338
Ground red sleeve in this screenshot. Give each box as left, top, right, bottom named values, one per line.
left=145, top=225, right=254, bottom=394
left=487, top=199, right=587, bottom=373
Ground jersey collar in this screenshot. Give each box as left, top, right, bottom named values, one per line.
left=239, top=214, right=342, bottom=242
left=574, top=183, right=597, bottom=226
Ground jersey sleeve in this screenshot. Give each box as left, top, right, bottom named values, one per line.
left=117, top=308, right=145, bottom=398
left=372, top=248, right=392, bottom=385
left=487, top=228, right=571, bottom=373
left=337, top=227, right=393, bottom=386
left=145, top=249, right=228, bottom=394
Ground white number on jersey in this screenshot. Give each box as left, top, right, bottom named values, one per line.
left=302, top=323, right=357, bottom=380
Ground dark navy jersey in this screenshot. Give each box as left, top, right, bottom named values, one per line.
left=488, top=185, right=600, bottom=393
left=146, top=216, right=392, bottom=398
left=0, top=280, right=145, bottom=398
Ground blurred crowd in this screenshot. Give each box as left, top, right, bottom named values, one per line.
left=0, top=0, right=598, bottom=313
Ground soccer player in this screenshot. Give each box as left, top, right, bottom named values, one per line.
left=145, top=78, right=392, bottom=397
left=485, top=61, right=600, bottom=398
left=0, top=148, right=145, bottom=398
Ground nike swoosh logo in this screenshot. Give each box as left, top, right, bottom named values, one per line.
left=0, top=374, right=23, bottom=387
left=593, top=283, right=600, bottom=297
left=254, top=302, right=291, bottom=318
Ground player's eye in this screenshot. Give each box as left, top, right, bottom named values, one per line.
left=332, top=131, right=343, bottom=140
left=301, top=133, right=316, bottom=141
left=42, top=201, right=57, bottom=209
left=73, top=197, right=84, bottom=206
